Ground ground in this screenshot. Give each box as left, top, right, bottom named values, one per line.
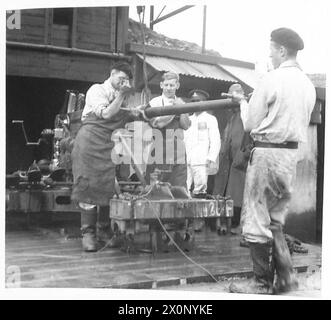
left=5, top=212, right=322, bottom=298
left=161, top=268, right=321, bottom=298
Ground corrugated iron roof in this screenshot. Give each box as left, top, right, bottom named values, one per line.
left=137, top=54, right=237, bottom=82
left=219, top=64, right=260, bottom=89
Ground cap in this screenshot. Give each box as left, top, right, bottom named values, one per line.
left=188, top=89, right=210, bottom=101
left=228, top=83, right=244, bottom=95
left=270, top=28, right=304, bottom=51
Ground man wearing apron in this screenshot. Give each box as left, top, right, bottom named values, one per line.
left=71, top=62, right=141, bottom=252
left=229, top=28, right=316, bottom=294
left=145, top=72, right=191, bottom=188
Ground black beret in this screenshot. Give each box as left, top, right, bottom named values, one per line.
left=271, top=28, right=304, bottom=51
left=111, top=62, right=133, bottom=79
left=188, top=89, right=210, bottom=100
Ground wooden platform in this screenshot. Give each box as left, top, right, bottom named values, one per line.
left=5, top=225, right=322, bottom=289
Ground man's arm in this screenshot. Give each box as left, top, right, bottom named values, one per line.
left=101, top=86, right=132, bottom=120
left=235, top=74, right=276, bottom=132
left=179, top=113, right=191, bottom=130
left=174, top=98, right=191, bottom=130
left=85, top=84, right=131, bottom=120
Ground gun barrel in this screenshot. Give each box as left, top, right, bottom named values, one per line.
left=144, top=99, right=239, bottom=118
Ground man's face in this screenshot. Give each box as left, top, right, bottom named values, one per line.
left=191, top=95, right=206, bottom=115
left=269, top=41, right=283, bottom=69
left=160, top=78, right=179, bottom=98
left=110, top=70, right=130, bottom=90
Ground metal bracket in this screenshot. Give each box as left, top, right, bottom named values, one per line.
left=12, top=120, right=41, bottom=146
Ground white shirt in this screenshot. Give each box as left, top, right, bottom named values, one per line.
left=81, top=79, right=119, bottom=121
left=240, top=60, right=316, bottom=143
left=149, top=94, right=179, bottom=107
left=184, top=112, right=221, bottom=165
left=148, top=94, right=184, bottom=128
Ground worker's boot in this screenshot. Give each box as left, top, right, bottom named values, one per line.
left=96, top=206, right=112, bottom=244
left=81, top=206, right=98, bottom=252
left=229, top=242, right=274, bottom=295
left=271, top=225, right=299, bottom=294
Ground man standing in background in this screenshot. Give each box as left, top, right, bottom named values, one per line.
left=184, top=89, right=221, bottom=197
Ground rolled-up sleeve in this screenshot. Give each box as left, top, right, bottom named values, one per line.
left=240, top=74, right=276, bottom=132
left=85, top=85, right=110, bottom=119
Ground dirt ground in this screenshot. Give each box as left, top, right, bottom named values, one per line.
left=160, top=268, right=321, bottom=298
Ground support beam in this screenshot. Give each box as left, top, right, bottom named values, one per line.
left=7, top=41, right=132, bottom=61
left=151, top=5, right=194, bottom=27
left=149, top=6, right=154, bottom=30
left=202, top=5, right=207, bottom=54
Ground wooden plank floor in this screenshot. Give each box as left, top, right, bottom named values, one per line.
left=5, top=226, right=322, bottom=289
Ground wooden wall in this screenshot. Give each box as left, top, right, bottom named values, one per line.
left=7, top=9, right=45, bottom=44
left=6, top=48, right=115, bottom=83
left=6, top=7, right=130, bottom=81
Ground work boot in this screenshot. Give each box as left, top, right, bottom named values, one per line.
left=229, top=242, right=274, bottom=295
left=271, top=225, right=299, bottom=294
left=80, top=206, right=98, bottom=252
left=81, top=225, right=98, bottom=252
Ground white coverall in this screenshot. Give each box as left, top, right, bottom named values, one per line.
left=184, top=111, right=221, bottom=195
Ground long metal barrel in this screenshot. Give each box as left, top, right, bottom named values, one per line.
left=144, top=98, right=239, bottom=118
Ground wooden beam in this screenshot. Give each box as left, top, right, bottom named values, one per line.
left=71, top=8, right=78, bottom=48
left=7, top=41, right=132, bottom=60
left=49, top=9, right=54, bottom=45
left=110, top=7, right=117, bottom=52
left=44, top=9, right=49, bottom=44
left=151, top=5, right=194, bottom=26
left=116, top=6, right=129, bottom=53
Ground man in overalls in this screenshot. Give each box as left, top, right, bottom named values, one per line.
left=229, top=28, right=316, bottom=294
left=184, top=89, right=221, bottom=197
left=71, top=62, right=141, bottom=252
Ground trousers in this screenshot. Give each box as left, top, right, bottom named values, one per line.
left=241, top=148, right=297, bottom=243
left=187, top=164, right=208, bottom=194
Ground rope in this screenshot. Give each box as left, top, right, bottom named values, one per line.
left=140, top=195, right=220, bottom=283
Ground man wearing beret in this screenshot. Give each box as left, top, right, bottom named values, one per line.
left=184, top=89, right=221, bottom=198
left=230, top=28, right=316, bottom=294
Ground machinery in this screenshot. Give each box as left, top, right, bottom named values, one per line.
left=6, top=90, right=83, bottom=215
left=6, top=93, right=239, bottom=253
left=108, top=98, right=238, bottom=253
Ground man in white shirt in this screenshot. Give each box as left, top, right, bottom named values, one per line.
left=184, top=89, right=221, bottom=197
left=229, top=28, right=316, bottom=294
left=145, top=72, right=190, bottom=187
